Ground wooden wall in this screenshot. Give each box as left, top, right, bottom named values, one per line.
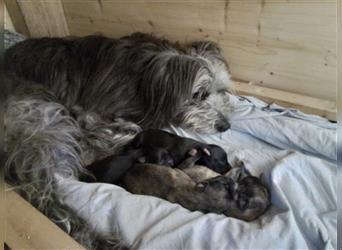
left=5, top=0, right=337, bottom=119
left=5, top=5, right=15, bottom=32
left=61, top=0, right=337, bottom=102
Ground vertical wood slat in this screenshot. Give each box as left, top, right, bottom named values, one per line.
left=5, top=5, right=15, bottom=32
left=16, top=0, right=69, bottom=37
left=5, top=0, right=30, bottom=36
left=337, top=0, right=342, bottom=122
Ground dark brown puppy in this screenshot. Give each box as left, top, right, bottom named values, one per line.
left=126, top=129, right=232, bottom=174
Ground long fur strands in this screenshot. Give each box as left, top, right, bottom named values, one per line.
left=4, top=30, right=234, bottom=248
left=4, top=86, right=129, bottom=249
left=4, top=32, right=232, bottom=131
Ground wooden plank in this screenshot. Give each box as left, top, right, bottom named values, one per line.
left=17, top=0, right=69, bottom=37
left=338, top=0, right=342, bottom=123
left=1, top=181, right=4, bottom=250
left=5, top=5, right=15, bottom=32
left=5, top=185, right=85, bottom=250
left=5, top=0, right=30, bottom=36
left=61, top=0, right=336, bottom=101
left=234, top=81, right=336, bottom=121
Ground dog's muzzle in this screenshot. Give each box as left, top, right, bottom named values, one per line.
left=214, top=114, right=230, bottom=132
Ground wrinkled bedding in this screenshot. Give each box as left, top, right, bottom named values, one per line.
left=57, top=94, right=337, bottom=249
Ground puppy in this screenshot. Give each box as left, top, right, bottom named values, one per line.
left=121, top=154, right=271, bottom=221
left=85, top=147, right=174, bottom=184
left=85, top=148, right=270, bottom=221
left=126, top=129, right=231, bottom=173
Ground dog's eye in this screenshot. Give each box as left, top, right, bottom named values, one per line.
left=192, top=87, right=209, bottom=101
left=192, top=91, right=200, bottom=99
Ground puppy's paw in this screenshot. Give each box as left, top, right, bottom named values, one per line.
left=188, top=146, right=210, bottom=157
left=188, top=148, right=198, bottom=156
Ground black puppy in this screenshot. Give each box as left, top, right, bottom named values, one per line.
left=85, top=147, right=174, bottom=184
left=126, top=129, right=231, bottom=174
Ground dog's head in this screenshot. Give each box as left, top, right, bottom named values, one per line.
left=173, top=41, right=233, bottom=133
left=137, top=38, right=232, bottom=133
left=174, top=95, right=231, bottom=133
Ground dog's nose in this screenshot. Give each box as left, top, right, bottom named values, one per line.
left=215, top=120, right=230, bottom=132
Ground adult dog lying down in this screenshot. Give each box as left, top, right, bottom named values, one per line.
left=85, top=131, right=271, bottom=221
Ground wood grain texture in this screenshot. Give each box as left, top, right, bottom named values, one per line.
left=17, top=0, right=69, bottom=37
left=337, top=0, right=342, bottom=123
left=5, top=0, right=30, bottom=36
left=61, top=0, right=337, bottom=101
left=5, top=185, right=85, bottom=250
left=5, top=5, right=15, bottom=32
left=234, top=81, right=336, bottom=121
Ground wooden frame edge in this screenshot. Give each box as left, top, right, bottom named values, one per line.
left=233, top=81, right=337, bottom=121
left=5, top=184, right=85, bottom=250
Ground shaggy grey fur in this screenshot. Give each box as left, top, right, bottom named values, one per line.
left=4, top=85, right=130, bottom=249
left=4, top=29, right=26, bottom=49
left=4, top=32, right=232, bottom=132
left=4, top=31, right=234, bottom=248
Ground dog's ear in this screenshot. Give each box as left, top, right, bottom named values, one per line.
left=186, top=41, right=222, bottom=56
left=129, top=133, right=143, bottom=148
left=139, top=54, right=205, bottom=128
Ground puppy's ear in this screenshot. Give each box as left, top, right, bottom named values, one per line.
left=195, top=181, right=209, bottom=192
left=225, top=166, right=251, bottom=181
left=240, top=165, right=252, bottom=178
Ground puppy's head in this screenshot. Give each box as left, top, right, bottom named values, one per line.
left=138, top=147, right=175, bottom=167
left=195, top=144, right=231, bottom=174
left=196, top=167, right=271, bottom=221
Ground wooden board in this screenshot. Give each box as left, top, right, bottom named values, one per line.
left=5, top=185, right=85, bottom=250
left=234, top=81, right=336, bottom=121
left=5, top=0, right=30, bottom=36
left=5, top=5, right=15, bottom=32
left=17, top=0, right=69, bottom=37
left=338, top=0, right=342, bottom=123
left=61, top=0, right=337, bottom=101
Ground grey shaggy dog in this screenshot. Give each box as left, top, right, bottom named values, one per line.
left=4, top=31, right=234, bottom=249
left=5, top=32, right=232, bottom=132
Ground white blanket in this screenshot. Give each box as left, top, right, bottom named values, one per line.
left=57, top=94, right=337, bottom=249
